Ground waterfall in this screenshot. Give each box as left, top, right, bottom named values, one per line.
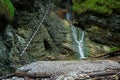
left=66, top=0, right=86, bottom=58
left=71, top=25, right=86, bottom=58
left=66, top=12, right=86, bottom=58
left=66, top=13, right=70, bottom=20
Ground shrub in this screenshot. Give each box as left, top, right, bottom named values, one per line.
left=0, top=0, right=15, bottom=21
left=72, top=0, right=120, bottom=14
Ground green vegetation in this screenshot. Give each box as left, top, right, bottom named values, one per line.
left=72, top=0, right=120, bottom=14
left=51, top=0, right=62, bottom=7
left=110, top=46, right=119, bottom=52
left=0, top=0, right=15, bottom=21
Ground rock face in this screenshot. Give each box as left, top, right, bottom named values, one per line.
left=0, top=0, right=120, bottom=74
left=72, top=0, right=120, bottom=57
left=14, top=1, right=73, bottom=61
left=73, top=12, right=120, bottom=58
left=0, top=0, right=75, bottom=67
left=76, top=12, right=120, bottom=47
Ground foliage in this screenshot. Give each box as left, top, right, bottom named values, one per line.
left=0, top=0, right=15, bottom=21
left=110, top=46, right=119, bottom=52
left=72, top=0, right=120, bottom=14
left=52, top=0, right=62, bottom=6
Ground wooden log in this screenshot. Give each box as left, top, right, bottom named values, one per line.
left=0, top=72, right=51, bottom=79
left=15, top=72, right=51, bottom=78
left=94, top=49, right=120, bottom=58
left=90, top=74, right=120, bottom=80
left=88, top=70, right=120, bottom=78
left=0, top=73, right=15, bottom=79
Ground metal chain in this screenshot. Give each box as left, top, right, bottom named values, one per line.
left=20, top=7, right=50, bottom=57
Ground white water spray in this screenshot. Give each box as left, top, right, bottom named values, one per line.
left=66, top=0, right=86, bottom=58
left=66, top=13, right=70, bottom=20
left=66, top=13, right=86, bottom=58
left=71, top=25, right=86, bottom=58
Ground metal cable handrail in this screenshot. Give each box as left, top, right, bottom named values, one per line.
left=20, top=7, right=50, bottom=57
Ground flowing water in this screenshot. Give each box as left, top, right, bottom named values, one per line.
left=66, top=0, right=86, bottom=58
left=66, top=12, right=86, bottom=58
left=66, top=13, right=86, bottom=58
left=71, top=25, right=86, bottom=58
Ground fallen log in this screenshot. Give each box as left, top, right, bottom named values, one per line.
left=90, top=74, right=120, bottom=80
left=0, top=73, right=15, bottom=79
left=88, top=70, right=120, bottom=78
left=0, top=69, right=31, bottom=79
left=0, top=72, right=51, bottom=79
left=94, top=49, right=120, bottom=58
left=1, top=70, right=119, bottom=79
left=15, top=72, right=51, bottom=78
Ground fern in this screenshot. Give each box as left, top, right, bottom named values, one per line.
left=0, top=0, right=15, bottom=21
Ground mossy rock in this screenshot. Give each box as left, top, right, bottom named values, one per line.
left=110, top=46, right=119, bottom=52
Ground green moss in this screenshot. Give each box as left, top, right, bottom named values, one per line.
left=0, top=0, right=15, bottom=21
left=110, top=46, right=119, bottom=52
left=72, top=0, right=120, bottom=14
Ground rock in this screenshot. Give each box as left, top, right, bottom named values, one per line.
left=85, top=38, right=113, bottom=57
left=64, top=76, right=75, bottom=80
left=20, top=60, right=120, bottom=73
left=0, top=0, right=76, bottom=73
left=11, top=0, right=75, bottom=62
left=77, top=13, right=120, bottom=47
left=0, top=0, right=119, bottom=75
left=16, top=60, right=120, bottom=80
left=57, top=8, right=68, bottom=19
left=13, top=0, right=34, bottom=11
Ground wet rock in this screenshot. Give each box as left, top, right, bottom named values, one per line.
left=11, top=0, right=74, bottom=62
left=77, top=13, right=120, bottom=46
left=108, top=15, right=120, bottom=32
left=0, top=0, right=75, bottom=73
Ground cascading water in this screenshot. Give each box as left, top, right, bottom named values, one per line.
left=66, top=13, right=70, bottom=20
left=66, top=0, right=86, bottom=58
left=71, top=25, right=86, bottom=58
left=66, top=13, right=86, bottom=58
